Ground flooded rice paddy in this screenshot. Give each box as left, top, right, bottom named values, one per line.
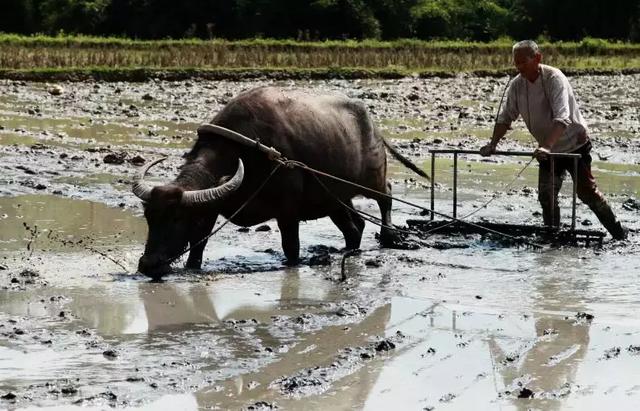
left=1, top=75, right=639, bottom=410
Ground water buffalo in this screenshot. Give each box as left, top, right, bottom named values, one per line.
left=133, top=86, right=427, bottom=278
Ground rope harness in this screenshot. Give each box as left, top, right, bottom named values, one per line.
left=159, top=120, right=541, bottom=268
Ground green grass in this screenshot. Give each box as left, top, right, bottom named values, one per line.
left=1, top=34, right=639, bottom=80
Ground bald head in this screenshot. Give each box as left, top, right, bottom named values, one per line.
left=512, top=40, right=540, bottom=58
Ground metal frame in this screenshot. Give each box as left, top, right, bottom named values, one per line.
left=423, top=149, right=604, bottom=245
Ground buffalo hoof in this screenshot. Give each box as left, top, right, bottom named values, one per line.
left=185, top=260, right=202, bottom=270
left=284, top=257, right=300, bottom=266
left=379, top=230, right=398, bottom=248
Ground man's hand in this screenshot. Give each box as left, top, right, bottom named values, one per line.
left=533, top=146, right=551, bottom=161
left=479, top=144, right=496, bottom=157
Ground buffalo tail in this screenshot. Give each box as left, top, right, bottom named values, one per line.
left=382, top=137, right=430, bottom=180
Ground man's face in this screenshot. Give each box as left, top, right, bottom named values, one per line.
left=513, top=49, right=541, bottom=81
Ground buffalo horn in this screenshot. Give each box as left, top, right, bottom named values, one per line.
left=132, top=157, right=167, bottom=201
left=181, top=159, right=244, bottom=206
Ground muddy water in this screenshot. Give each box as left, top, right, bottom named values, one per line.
left=0, top=195, right=146, bottom=253
left=1, top=76, right=640, bottom=410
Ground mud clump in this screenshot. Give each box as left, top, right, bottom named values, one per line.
left=430, top=240, right=471, bottom=250
left=517, top=387, right=534, bottom=398
left=16, top=165, right=36, bottom=175
left=573, top=312, right=595, bottom=324
left=100, top=391, right=117, bottom=400
left=73, top=391, right=117, bottom=405
left=76, top=329, right=92, bottom=337
left=129, top=155, right=146, bottom=166
left=4, top=268, right=46, bottom=289
left=601, top=347, right=621, bottom=360
left=272, top=332, right=404, bottom=397
left=627, top=345, right=640, bottom=355
left=623, top=198, right=640, bottom=211
left=307, top=245, right=338, bottom=266
left=439, top=393, right=457, bottom=402
left=280, top=376, right=323, bottom=394
left=335, top=302, right=366, bottom=317
left=375, top=339, right=396, bottom=352
left=293, top=313, right=315, bottom=326
left=375, top=232, right=421, bottom=250
left=501, top=353, right=519, bottom=365
left=19, top=269, right=39, bottom=278
left=309, top=253, right=331, bottom=266
left=307, top=245, right=339, bottom=254
left=246, top=401, right=278, bottom=410
left=126, top=376, right=144, bottom=382
left=61, top=386, right=78, bottom=395
left=103, top=349, right=118, bottom=359
left=103, top=152, right=127, bottom=165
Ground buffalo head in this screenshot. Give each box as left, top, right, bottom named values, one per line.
left=133, top=157, right=244, bottom=279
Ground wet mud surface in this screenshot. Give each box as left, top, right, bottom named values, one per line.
left=1, top=75, right=640, bottom=410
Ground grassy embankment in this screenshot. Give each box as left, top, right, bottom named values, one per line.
left=1, top=35, right=639, bottom=81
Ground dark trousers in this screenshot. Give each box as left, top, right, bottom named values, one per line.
left=538, top=141, right=625, bottom=238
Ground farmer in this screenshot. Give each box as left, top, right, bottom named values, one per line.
left=479, top=40, right=627, bottom=240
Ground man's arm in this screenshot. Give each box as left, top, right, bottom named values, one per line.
left=533, top=123, right=565, bottom=160
left=480, top=123, right=510, bottom=156
left=480, top=79, right=518, bottom=156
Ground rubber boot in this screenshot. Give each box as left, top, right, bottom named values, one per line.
left=590, top=199, right=628, bottom=240
left=541, top=204, right=561, bottom=228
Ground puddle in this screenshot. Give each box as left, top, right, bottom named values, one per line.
left=0, top=195, right=146, bottom=252
left=0, top=115, right=196, bottom=150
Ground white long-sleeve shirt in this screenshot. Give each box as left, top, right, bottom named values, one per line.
left=497, top=64, right=589, bottom=153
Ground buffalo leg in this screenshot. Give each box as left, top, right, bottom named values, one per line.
left=277, top=218, right=300, bottom=265
left=330, top=201, right=365, bottom=250
left=186, top=216, right=217, bottom=269
left=376, top=181, right=396, bottom=247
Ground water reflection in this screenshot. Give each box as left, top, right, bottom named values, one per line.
left=0, top=195, right=146, bottom=252
left=489, top=252, right=591, bottom=409
left=135, top=266, right=392, bottom=410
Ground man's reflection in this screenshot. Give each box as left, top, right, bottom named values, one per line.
left=489, top=255, right=591, bottom=410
